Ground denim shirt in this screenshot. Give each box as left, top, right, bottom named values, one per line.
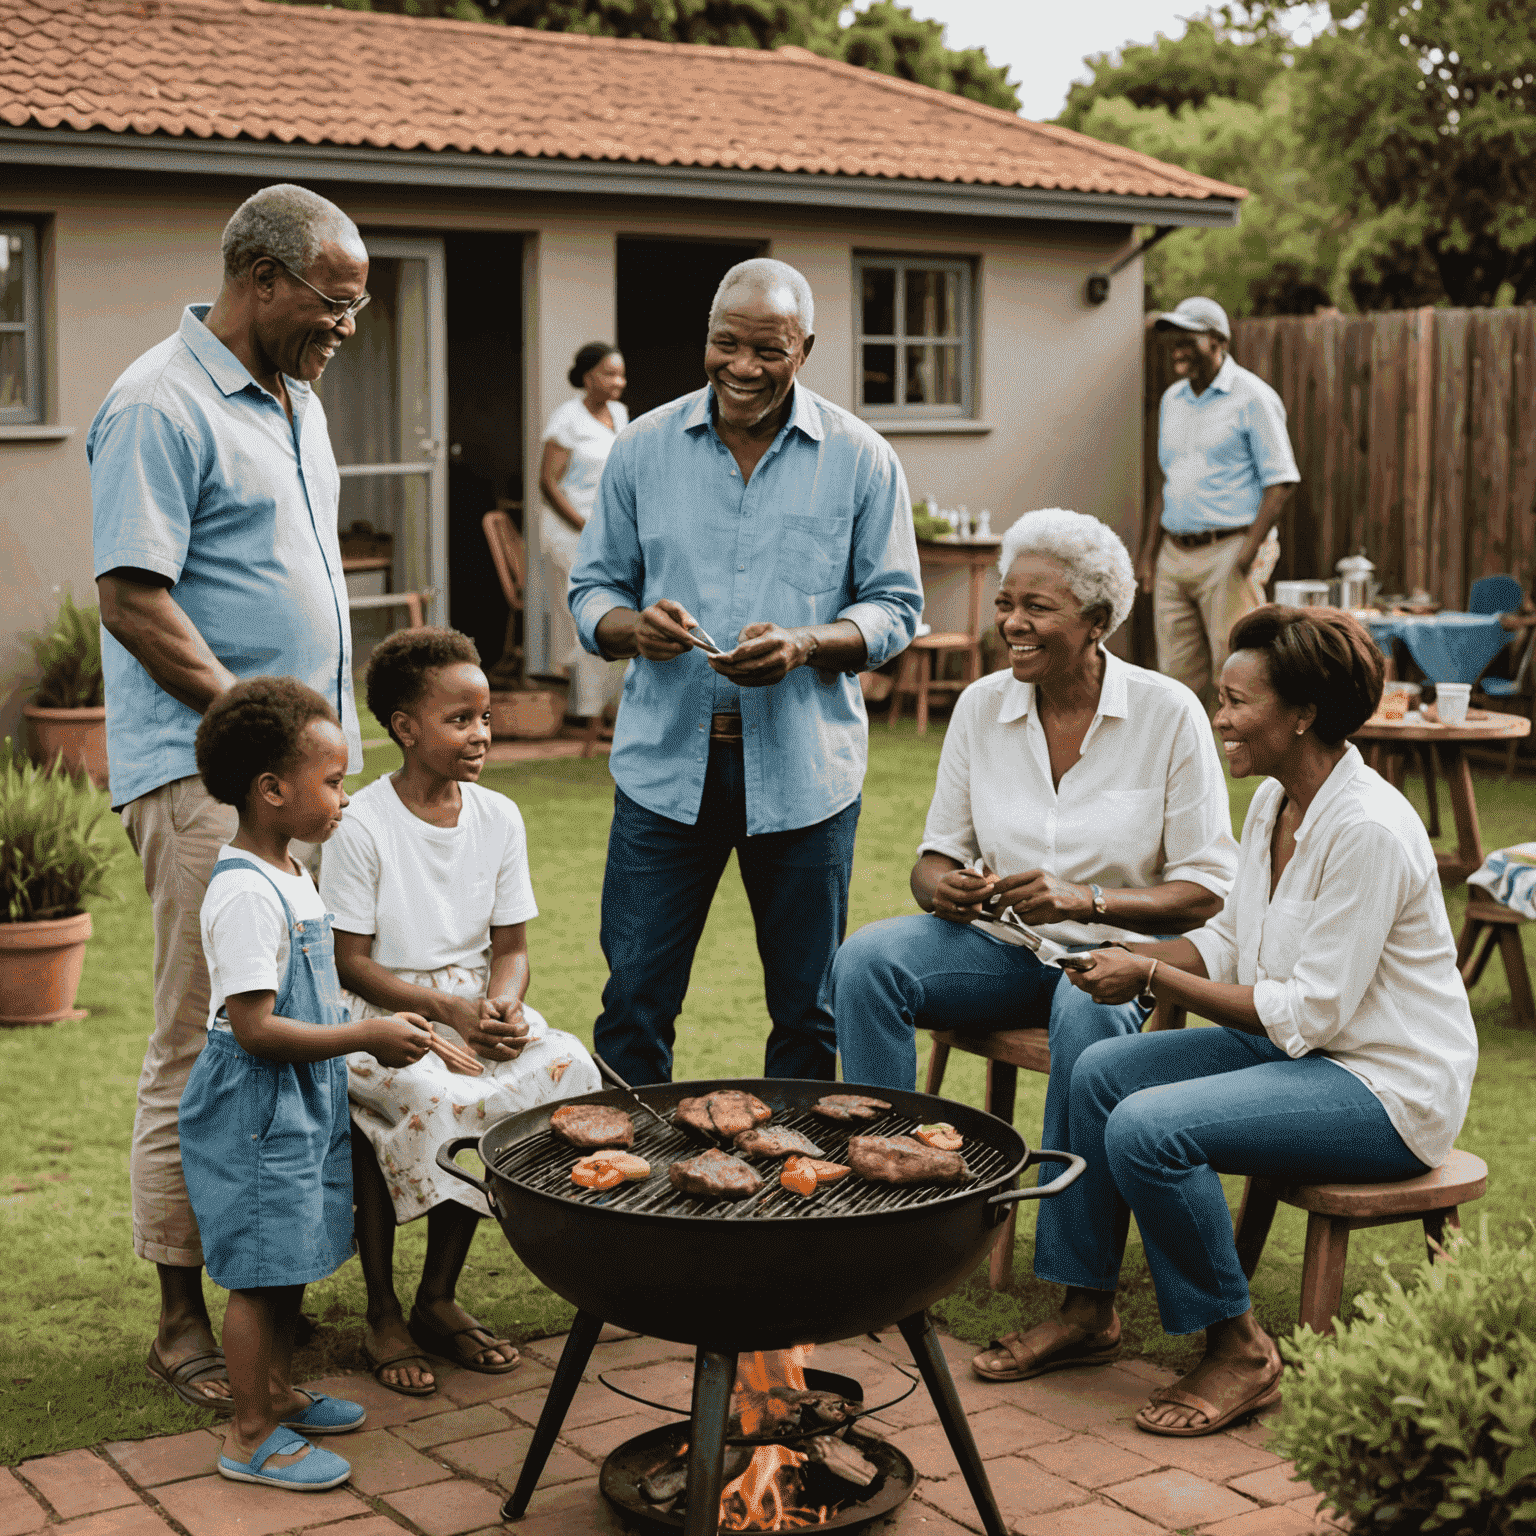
left=570, top=383, right=923, bottom=835
left=88, top=306, right=361, bottom=807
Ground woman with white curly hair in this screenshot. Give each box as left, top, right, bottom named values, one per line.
left=833, top=508, right=1238, bottom=1368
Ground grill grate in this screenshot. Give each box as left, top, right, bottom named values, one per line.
left=489, top=1103, right=1017, bottom=1220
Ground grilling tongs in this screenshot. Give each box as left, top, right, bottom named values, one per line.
left=591, top=1051, right=672, bottom=1131
left=969, top=905, right=1078, bottom=968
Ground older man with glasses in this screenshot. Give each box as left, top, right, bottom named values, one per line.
left=87, top=183, right=367, bottom=1416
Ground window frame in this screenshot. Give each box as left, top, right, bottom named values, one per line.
left=0, top=220, right=42, bottom=426
left=853, top=253, right=975, bottom=421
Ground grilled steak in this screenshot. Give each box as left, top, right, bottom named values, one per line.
left=674, top=1090, right=773, bottom=1141
left=847, top=1134, right=971, bottom=1185
left=668, top=1148, right=764, bottom=1200
left=734, top=1126, right=825, bottom=1160
left=549, top=1104, right=634, bottom=1150
left=810, top=1094, right=892, bottom=1123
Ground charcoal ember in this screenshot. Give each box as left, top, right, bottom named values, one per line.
left=729, top=1388, right=861, bottom=1439
left=638, top=1461, right=689, bottom=1504
left=674, top=1090, right=772, bottom=1141
left=810, top=1094, right=892, bottom=1123
left=734, top=1125, right=826, bottom=1160
left=548, top=1104, right=634, bottom=1149
left=847, top=1133, right=971, bottom=1185
left=668, top=1147, right=764, bottom=1200
left=807, top=1434, right=879, bottom=1487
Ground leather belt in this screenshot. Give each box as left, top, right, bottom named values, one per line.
left=709, top=712, right=744, bottom=743
left=1165, top=527, right=1249, bottom=550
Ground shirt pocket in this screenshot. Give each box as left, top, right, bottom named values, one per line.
left=778, top=514, right=849, bottom=596
left=1257, top=897, right=1315, bottom=979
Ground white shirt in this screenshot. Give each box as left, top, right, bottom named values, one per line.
left=1188, top=746, right=1477, bottom=1168
left=201, top=848, right=328, bottom=1031
left=919, top=654, right=1239, bottom=947
left=543, top=397, right=629, bottom=523
left=320, top=777, right=538, bottom=972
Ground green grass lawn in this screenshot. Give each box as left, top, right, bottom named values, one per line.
left=2, top=718, right=1532, bottom=1462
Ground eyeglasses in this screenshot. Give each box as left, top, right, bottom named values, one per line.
left=270, top=258, right=371, bottom=323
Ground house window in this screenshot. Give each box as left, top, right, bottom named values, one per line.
left=1, top=222, right=42, bottom=424
left=856, top=255, right=972, bottom=417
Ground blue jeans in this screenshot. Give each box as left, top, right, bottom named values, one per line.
left=830, top=914, right=1147, bottom=1167
left=1036, top=1027, right=1429, bottom=1335
left=594, top=742, right=859, bottom=1086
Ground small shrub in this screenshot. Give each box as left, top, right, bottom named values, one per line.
left=1270, top=1221, right=1536, bottom=1536
left=28, top=591, right=104, bottom=709
left=0, top=738, right=122, bottom=921
left=912, top=500, right=955, bottom=542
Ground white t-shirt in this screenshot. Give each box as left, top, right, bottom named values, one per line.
left=542, top=396, right=628, bottom=523
left=201, top=848, right=328, bottom=1031
left=319, top=776, right=539, bottom=972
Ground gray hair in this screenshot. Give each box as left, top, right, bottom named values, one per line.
left=997, top=508, right=1137, bottom=638
left=221, top=184, right=365, bottom=282
left=708, top=258, right=815, bottom=337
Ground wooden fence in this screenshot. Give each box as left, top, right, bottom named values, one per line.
left=1140, top=305, right=1536, bottom=612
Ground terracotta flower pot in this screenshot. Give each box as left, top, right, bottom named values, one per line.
left=0, top=911, right=92, bottom=1026
left=24, top=704, right=108, bottom=788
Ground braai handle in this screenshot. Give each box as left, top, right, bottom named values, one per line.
left=987, top=1149, right=1087, bottom=1206
left=435, top=1136, right=493, bottom=1198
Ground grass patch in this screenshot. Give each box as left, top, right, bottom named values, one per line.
left=2, top=719, right=1532, bottom=1460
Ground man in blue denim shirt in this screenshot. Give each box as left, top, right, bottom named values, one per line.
left=88, top=184, right=366, bottom=1414
left=570, top=258, right=922, bottom=1084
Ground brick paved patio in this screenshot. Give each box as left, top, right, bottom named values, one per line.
left=2, top=1329, right=1339, bottom=1536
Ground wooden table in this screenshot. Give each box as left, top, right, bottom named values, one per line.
left=1352, top=711, right=1531, bottom=883
left=916, top=537, right=1001, bottom=647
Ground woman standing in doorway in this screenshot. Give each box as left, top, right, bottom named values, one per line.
left=539, top=343, right=628, bottom=724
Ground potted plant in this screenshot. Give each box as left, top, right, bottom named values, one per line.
left=0, top=738, right=122, bottom=1026
left=23, top=591, right=107, bottom=787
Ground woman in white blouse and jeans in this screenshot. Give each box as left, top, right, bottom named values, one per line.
left=1012, top=605, right=1477, bottom=1439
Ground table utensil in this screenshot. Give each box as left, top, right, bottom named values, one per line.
left=590, top=1051, right=672, bottom=1130
left=969, top=907, right=1074, bottom=966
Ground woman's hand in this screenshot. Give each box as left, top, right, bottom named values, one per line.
left=931, top=867, right=999, bottom=924
left=432, top=992, right=486, bottom=1042
left=365, top=1013, right=435, bottom=1068
left=463, top=1000, right=532, bottom=1063
left=1063, top=948, right=1155, bottom=1006
left=991, top=869, right=1092, bottom=926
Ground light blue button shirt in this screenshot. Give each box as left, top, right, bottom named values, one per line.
left=1158, top=356, right=1299, bottom=534
left=570, top=382, right=923, bottom=835
left=88, top=305, right=361, bottom=808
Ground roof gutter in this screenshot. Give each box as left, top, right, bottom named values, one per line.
left=0, top=126, right=1242, bottom=229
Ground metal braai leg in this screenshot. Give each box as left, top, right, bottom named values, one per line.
left=682, top=1346, right=739, bottom=1536
left=501, top=1309, right=604, bottom=1521
left=898, top=1310, right=1007, bottom=1536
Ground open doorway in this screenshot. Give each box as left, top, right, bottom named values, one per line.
left=616, top=237, right=765, bottom=420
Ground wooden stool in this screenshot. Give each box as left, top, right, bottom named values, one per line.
left=924, top=999, right=1187, bottom=1290
left=888, top=632, right=980, bottom=735
left=1456, top=892, right=1535, bottom=1030
left=1230, top=1149, right=1488, bottom=1335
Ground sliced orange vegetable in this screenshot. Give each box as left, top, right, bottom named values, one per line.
left=804, top=1158, right=852, bottom=1184
left=914, top=1122, right=964, bottom=1152
left=571, top=1157, right=626, bottom=1191
left=781, top=1156, right=819, bottom=1197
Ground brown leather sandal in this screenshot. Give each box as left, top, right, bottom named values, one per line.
left=1134, top=1358, right=1282, bottom=1438
left=145, top=1341, right=235, bottom=1415
left=971, top=1316, right=1121, bottom=1382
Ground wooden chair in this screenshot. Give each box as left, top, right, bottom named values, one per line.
left=1457, top=889, right=1535, bottom=1030
left=924, top=998, right=1187, bottom=1289
left=1229, top=1150, right=1488, bottom=1334
left=1473, top=614, right=1535, bottom=781
left=347, top=589, right=428, bottom=629
left=888, top=632, right=981, bottom=735
left=482, top=510, right=604, bottom=758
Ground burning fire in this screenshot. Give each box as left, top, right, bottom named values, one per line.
left=719, top=1348, right=828, bottom=1531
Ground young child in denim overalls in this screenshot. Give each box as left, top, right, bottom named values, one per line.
left=180, top=677, right=452, bottom=1491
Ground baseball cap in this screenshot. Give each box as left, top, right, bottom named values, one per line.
left=1153, top=296, right=1231, bottom=340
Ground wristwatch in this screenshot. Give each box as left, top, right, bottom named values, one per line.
left=1088, top=883, right=1108, bottom=918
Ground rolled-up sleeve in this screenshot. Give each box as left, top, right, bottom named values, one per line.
left=89, top=404, right=199, bottom=583
left=1160, top=704, right=1239, bottom=898
left=838, top=444, right=922, bottom=670
left=569, top=438, right=642, bottom=655
left=1253, top=823, right=1410, bottom=1056
left=1244, top=391, right=1300, bottom=489
left=917, top=693, right=980, bottom=867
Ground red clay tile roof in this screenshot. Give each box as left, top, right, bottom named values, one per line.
left=0, top=0, right=1246, bottom=202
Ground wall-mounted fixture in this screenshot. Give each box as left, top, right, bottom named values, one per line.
left=1085, top=226, right=1177, bottom=305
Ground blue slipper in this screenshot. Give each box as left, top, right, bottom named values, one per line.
left=217, top=1428, right=350, bottom=1489
left=279, top=1390, right=367, bottom=1434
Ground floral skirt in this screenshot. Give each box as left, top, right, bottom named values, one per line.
left=343, top=964, right=601, bottom=1223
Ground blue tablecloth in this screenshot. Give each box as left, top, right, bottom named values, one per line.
left=1362, top=611, right=1511, bottom=684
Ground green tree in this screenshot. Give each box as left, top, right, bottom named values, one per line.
left=833, top=2, right=1018, bottom=110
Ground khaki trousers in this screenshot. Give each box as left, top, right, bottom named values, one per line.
left=1153, top=530, right=1275, bottom=708
left=120, top=776, right=238, bottom=1266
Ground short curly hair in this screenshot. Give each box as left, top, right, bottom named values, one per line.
left=1228, top=605, right=1384, bottom=745
left=996, top=509, right=1137, bottom=638
left=365, top=626, right=482, bottom=746
left=196, top=676, right=340, bottom=809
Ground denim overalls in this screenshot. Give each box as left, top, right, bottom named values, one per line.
left=180, top=856, right=355, bottom=1291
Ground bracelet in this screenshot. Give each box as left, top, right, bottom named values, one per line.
left=801, top=632, right=820, bottom=666
left=1136, top=958, right=1159, bottom=1009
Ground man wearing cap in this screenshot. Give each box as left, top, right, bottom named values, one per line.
left=1137, top=296, right=1299, bottom=706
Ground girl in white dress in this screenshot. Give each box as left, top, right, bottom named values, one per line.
left=320, top=627, right=600, bottom=1396
left=539, top=342, right=628, bottom=720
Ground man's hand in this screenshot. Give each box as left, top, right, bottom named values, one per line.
left=709, top=622, right=811, bottom=688
left=1134, top=554, right=1157, bottom=595
left=635, top=598, right=700, bottom=662
left=1234, top=537, right=1263, bottom=577
left=989, top=869, right=1094, bottom=926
